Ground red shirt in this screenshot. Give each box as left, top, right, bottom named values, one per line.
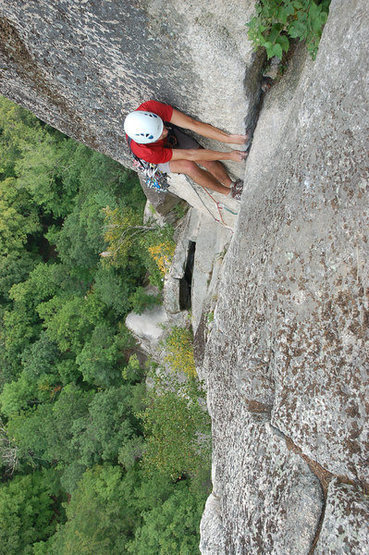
left=128, top=100, right=174, bottom=164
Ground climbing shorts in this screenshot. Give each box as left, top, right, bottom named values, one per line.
left=157, top=126, right=200, bottom=174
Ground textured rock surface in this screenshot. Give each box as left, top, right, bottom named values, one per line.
left=125, top=303, right=189, bottom=361
left=201, top=0, right=369, bottom=551
left=201, top=413, right=323, bottom=554
left=125, top=305, right=168, bottom=352
left=315, top=479, right=369, bottom=554
left=191, top=215, right=232, bottom=332
left=164, top=208, right=232, bottom=332
left=0, top=0, right=261, bottom=218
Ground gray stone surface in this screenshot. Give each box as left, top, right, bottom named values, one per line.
left=201, top=0, right=369, bottom=551
left=163, top=208, right=200, bottom=314
left=0, top=0, right=261, bottom=217
left=199, top=494, right=225, bottom=555
left=191, top=215, right=232, bottom=333
left=201, top=412, right=323, bottom=554
left=125, top=305, right=168, bottom=353
left=315, top=479, right=369, bottom=554
left=125, top=301, right=189, bottom=361
left=164, top=207, right=232, bottom=333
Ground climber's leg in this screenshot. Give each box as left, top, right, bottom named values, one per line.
left=200, top=160, right=233, bottom=188
left=169, top=159, right=231, bottom=195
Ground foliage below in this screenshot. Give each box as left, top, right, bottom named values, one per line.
left=246, top=0, right=331, bottom=60
left=0, top=96, right=210, bottom=554
left=127, top=482, right=206, bottom=555
left=164, top=325, right=197, bottom=378
left=103, top=205, right=176, bottom=289
left=0, top=469, right=64, bottom=553
left=140, top=370, right=211, bottom=482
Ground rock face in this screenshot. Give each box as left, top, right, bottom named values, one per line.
left=1, top=0, right=368, bottom=551
left=201, top=414, right=323, bottom=554
left=200, top=0, right=369, bottom=551
left=0, top=0, right=262, bottom=219
left=315, top=479, right=369, bottom=554
left=164, top=207, right=233, bottom=333
left=125, top=305, right=168, bottom=353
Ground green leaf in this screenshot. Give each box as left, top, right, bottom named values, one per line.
left=271, top=43, right=283, bottom=60
left=308, top=2, right=320, bottom=20
left=285, top=4, right=296, bottom=17
left=269, top=26, right=281, bottom=43
left=312, top=17, right=322, bottom=33
left=288, top=20, right=307, bottom=39
left=276, top=35, right=290, bottom=52
left=277, top=7, right=289, bottom=25
left=320, top=11, right=328, bottom=25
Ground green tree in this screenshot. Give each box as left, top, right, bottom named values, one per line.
left=94, top=264, right=139, bottom=317
left=0, top=251, right=37, bottom=304
left=0, top=96, right=43, bottom=180
left=40, top=465, right=140, bottom=554
left=140, top=371, right=211, bottom=481
left=37, top=291, right=104, bottom=354
left=71, top=385, right=144, bottom=467
left=0, top=94, right=211, bottom=555
left=21, top=332, right=61, bottom=383
left=127, top=482, right=205, bottom=555
left=129, top=286, right=161, bottom=314
left=6, top=384, right=92, bottom=468
left=2, top=304, right=41, bottom=374
left=0, top=469, right=64, bottom=553
left=0, top=178, right=40, bottom=256
left=246, top=0, right=331, bottom=60
left=0, top=333, right=64, bottom=418
left=75, top=324, right=121, bottom=386
left=0, top=372, right=39, bottom=419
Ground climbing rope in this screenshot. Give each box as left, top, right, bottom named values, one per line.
left=184, top=178, right=238, bottom=232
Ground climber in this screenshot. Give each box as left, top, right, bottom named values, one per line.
left=124, top=100, right=248, bottom=200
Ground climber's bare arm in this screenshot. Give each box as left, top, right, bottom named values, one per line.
left=169, top=108, right=247, bottom=145
left=170, top=148, right=247, bottom=163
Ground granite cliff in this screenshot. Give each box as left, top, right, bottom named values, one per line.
left=0, top=0, right=368, bottom=552
left=199, top=1, right=369, bottom=552
left=0, top=0, right=264, bottom=225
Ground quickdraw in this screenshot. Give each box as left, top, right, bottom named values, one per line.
left=127, top=137, right=170, bottom=193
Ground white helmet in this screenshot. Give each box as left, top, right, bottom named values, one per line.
left=124, top=111, right=164, bottom=144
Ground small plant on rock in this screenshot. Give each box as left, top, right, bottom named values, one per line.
left=164, top=326, right=197, bottom=379
left=246, top=0, right=331, bottom=60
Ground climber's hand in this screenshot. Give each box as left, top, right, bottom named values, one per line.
left=229, top=149, right=248, bottom=162
left=227, top=133, right=248, bottom=145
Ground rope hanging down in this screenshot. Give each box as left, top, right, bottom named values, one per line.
left=185, top=179, right=238, bottom=232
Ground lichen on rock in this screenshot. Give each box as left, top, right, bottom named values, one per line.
left=200, top=0, right=369, bottom=551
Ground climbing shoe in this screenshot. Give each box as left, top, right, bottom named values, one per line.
left=230, top=179, right=243, bottom=200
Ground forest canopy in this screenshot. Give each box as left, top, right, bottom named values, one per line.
left=0, top=96, right=210, bottom=553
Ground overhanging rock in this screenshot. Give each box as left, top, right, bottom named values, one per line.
left=0, top=0, right=262, bottom=184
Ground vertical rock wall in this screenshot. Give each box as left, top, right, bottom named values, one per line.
left=200, top=0, right=369, bottom=551
left=0, top=0, right=261, bottom=172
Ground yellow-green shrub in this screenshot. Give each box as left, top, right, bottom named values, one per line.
left=164, top=326, right=196, bottom=378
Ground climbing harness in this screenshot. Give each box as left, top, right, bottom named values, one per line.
left=127, top=137, right=170, bottom=193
